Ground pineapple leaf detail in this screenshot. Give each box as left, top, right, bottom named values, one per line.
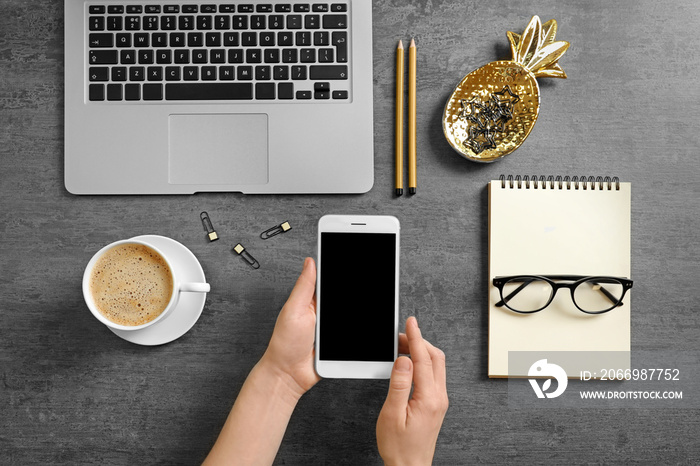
left=507, top=16, right=569, bottom=79
left=517, top=16, right=543, bottom=66
left=541, top=19, right=558, bottom=46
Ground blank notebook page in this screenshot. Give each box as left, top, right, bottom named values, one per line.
left=488, top=178, right=631, bottom=378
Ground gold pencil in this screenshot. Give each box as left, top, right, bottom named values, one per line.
left=408, top=38, right=417, bottom=194
left=395, top=40, right=405, bottom=196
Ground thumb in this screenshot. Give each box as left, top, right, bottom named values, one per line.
left=381, top=356, right=413, bottom=421
left=283, top=258, right=316, bottom=313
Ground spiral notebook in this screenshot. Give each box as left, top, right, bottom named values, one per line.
left=488, top=175, right=632, bottom=378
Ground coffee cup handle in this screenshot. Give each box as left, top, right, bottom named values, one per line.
left=180, top=282, right=211, bottom=293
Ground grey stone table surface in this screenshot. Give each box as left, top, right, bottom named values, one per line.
left=1, top=1, right=699, bottom=464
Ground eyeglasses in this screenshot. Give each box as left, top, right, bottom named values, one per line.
left=492, top=275, right=633, bottom=314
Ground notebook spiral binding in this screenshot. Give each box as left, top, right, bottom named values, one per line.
left=499, top=174, right=621, bottom=191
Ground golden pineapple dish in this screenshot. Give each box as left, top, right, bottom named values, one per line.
left=443, top=16, right=570, bottom=162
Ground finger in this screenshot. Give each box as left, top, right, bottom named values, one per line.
left=380, top=356, right=413, bottom=423
left=405, top=317, right=434, bottom=391
left=424, top=339, right=447, bottom=393
left=283, top=258, right=317, bottom=315
left=398, top=333, right=409, bottom=354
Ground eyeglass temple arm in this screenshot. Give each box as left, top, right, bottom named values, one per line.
left=494, top=279, right=535, bottom=307
left=589, top=280, right=624, bottom=306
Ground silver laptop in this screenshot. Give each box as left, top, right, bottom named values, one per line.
left=64, top=1, right=374, bottom=194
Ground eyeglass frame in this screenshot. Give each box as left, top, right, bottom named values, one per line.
left=492, top=275, right=634, bottom=314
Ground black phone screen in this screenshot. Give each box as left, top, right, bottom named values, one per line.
left=319, top=232, right=397, bottom=362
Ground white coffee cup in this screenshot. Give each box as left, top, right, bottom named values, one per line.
left=83, top=238, right=210, bottom=332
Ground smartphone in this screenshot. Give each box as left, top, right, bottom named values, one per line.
left=315, top=215, right=400, bottom=379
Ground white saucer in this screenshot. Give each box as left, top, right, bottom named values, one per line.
left=109, top=235, right=208, bottom=346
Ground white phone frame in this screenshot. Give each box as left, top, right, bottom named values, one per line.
left=315, top=214, right=400, bottom=379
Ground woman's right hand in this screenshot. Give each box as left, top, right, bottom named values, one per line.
left=376, top=317, right=449, bottom=466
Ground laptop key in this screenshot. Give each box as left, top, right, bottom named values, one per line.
left=188, top=32, right=204, bottom=47
left=233, top=15, right=248, bottom=29
left=89, top=33, right=113, bottom=48
left=89, top=16, right=105, bottom=31
left=179, top=15, right=195, bottom=30
left=125, top=83, right=141, bottom=100
left=143, top=83, right=163, bottom=100
left=147, top=66, right=163, bottom=80
left=134, top=33, right=150, bottom=47
left=300, top=48, right=316, bottom=63
left=269, top=15, right=284, bottom=29
left=202, top=66, right=217, bottom=80
left=111, top=67, right=127, bottom=81
left=256, top=82, right=275, bottom=99
left=161, top=16, right=177, bottom=30
left=174, top=50, right=190, bottom=64
left=144, top=16, right=159, bottom=30
left=287, top=15, right=302, bottom=29
left=125, top=16, right=141, bottom=31
left=215, top=15, right=230, bottom=29
left=107, top=16, right=123, bottom=31
left=165, top=66, right=181, bottom=81
left=305, top=15, right=320, bottom=29
left=219, top=66, right=235, bottom=80
left=129, top=66, right=145, bottom=81
left=89, top=84, right=105, bottom=101
left=322, top=14, right=347, bottom=29
left=183, top=67, right=199, bottom=80
left=116, top=33, right=131, bottom=47
left=89, top=50, right=118, bottom=64
left=332, top=31, right=347, bottom=62
left=89, top=67, right=109, bottom=81
left=197, top=15, right=213, bottom=30
left=138, top=50, right=154, bottom=64
left=238, top=66, right=253, bottom=80
left=165, top=83, right=254, bottom=100
left=120, top=50, right=136, bottom=64
left=251, top=15, right=266, bottom=29
left=309, top=65, right=348, bottom=79
left=318, top=48, right=334, bottom=63
left=223, top=32, right=239, bottom=46
left=255, top=65, right=271, bottom=80
left=291, top=65, right=307, bottom=80
left=107, top=83, right=123, bottom=101
left=278, top=82, right=294, bottom=99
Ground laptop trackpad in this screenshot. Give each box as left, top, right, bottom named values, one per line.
left=168, top=114, right=269, bottom=185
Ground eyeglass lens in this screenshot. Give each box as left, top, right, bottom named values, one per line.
left=573, top=278, right=624, bottom=312
left=501, top=277, right=552, bottom=312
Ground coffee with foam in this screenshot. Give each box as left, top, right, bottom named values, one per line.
left=89, top=243, right=174, bottom=326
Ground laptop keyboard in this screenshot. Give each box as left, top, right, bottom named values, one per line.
left=86, top=2, right=351, bottom=102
